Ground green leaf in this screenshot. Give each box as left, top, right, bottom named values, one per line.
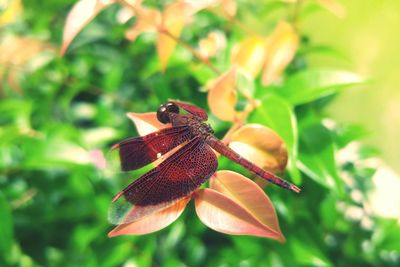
left=332, top=123, right=369, bottom=148
left=290, top=236, right=333, bottom=267
left=298, top=122, right=344, bottom=194
left=299, top=45, right=350, bottom=61
left=250, top=94, right=301, bottom=183
left=0, top=192, right=13, bottom=260
left=374, top=219, right=400, bottom=252
left=279, top=69, right=365, bottom=105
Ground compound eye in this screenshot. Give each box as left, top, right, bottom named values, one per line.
left=165, top=102, right=179, bottom=114
left=156, top=105, right=170, bottom=123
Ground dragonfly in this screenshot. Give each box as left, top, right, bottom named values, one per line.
left=109, top=100, right=300, bottom=224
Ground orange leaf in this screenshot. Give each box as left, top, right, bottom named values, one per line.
left=198, top=31, right=226, bottom=59
left=231, top=36, right=267, bottom=78
left=126, top=112, right=168, bottom=136
left=0, top=35, right=55, bottom=92
left=207, top=67, right=238, bottom=121
left=0, top=35, right=54, bottom=65
left=60, top=0, right=115, bottom=55
left=156, top=2, right=187, bottom=71
left=0, top=0, right=22, bottom=27
left=262, top=21, right=299, bottom=85
left=229, top=124, right=288, bottom=173
left=108, top=197, right=190, bottom=237
left=125, top=6, right=161, bottom=41
left=116, top=6, right=135, bottom=24
left=317, top=0, right=345, bottom=17
left=194, top=188, right=285, bottom=241
left=210, top=171, right=284, bottom=237
left=183, top=0, right=234, bottom=17
left=220, top=0, right=236, bottom=18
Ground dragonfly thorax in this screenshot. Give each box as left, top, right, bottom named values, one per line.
left=170, top=113, right=214, bottom=139
left=188, top=121, right=214, bottom=139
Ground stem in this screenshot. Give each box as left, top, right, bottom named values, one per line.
left=158, top=27, right=221, bottom=75
left=227, top=17, right=258, bottom=36
left=118, top=0, right=259, bottom=135
left=291, top=0, right=303, bottom=27
left=118, top=0, right=221, bottom=75
left=221, top=100, right=258, bottom=144
left=11, top=188, right=38, bottom=209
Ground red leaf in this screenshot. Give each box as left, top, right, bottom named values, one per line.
left=210, top=171, right=284, bottom=237
left=229, top=124, right=288, bottom=173
left=61, top=0, right=115, bottom=55
left=108, top=197, right=190, bottom=237
left=194, top=188, right=285, bottom=241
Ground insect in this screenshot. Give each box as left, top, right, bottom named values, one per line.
left=109, top=101, right=300, bottom=224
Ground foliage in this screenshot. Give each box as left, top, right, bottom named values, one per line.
left=1, top=0, right=399, bottom=266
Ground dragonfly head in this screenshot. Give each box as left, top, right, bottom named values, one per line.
left=157, top=102, right=180, bottom=123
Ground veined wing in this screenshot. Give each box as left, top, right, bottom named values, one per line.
left=170, top=100, right=208, bottom=121
left=109, top=137, right=218, bottom=224
left=112, top=125, right=192, bottom=171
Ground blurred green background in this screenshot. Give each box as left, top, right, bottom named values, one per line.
left=1, top=0, right=399, bottom=266
left=302, top=0, right=400, bottom=174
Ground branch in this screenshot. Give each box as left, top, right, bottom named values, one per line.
left=118, top=0, right=221, bottom=75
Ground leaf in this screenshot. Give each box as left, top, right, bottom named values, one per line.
left=210, top=171, right=284, bottom=237
left=88, top=149, right=107, bottom=169
left=0, top=35, right=55, bottom=92
left=44, top=140, right=92, bottom=165
left=198, top=31, right=226, bottom=59
left=220, top=0, right=236, bottom=18
left=108, top=197, right=190, bottom=237
left=194, top=188, right=284, bottom=241
left=182, top=0, right=236, bottom=17
left=0, top=35, right=54, bottom=65
left=115, top=0, right=142, bottom=24
left=125, top=6, right=161, bottom=41
left=299, top=45, right=349, bottom=61
left=332, top=123, right=368, bottom=148
left=298, top=122, right=343, bottom=194
left=262, top=21, right=299, bottom=85
left=0, top=192, right=13, bottom=259
left=290, top=236, right=333, bottom=266
left=126, top=112, right=168, bottom=136
left=229, top=124, right=288, bottom=173
left=279, top=69, right=365, bottom=105
left=157, top=2, right=186, bottom=71
left=207, top=67, right=238, bottom=121
left=108, top=194, right=187, bottom=225
left=181, top=0, right=216, bottom=13
left=0, top=0, right=22, bottom=27
left=116, top=5, right=135, bottom=24
left=317, top=0, right=345, bottom=17
left=249, top=94, right=301, bottom=183
left=373, top=219, right=400, bottom=251
left=61, top=0, right=116, bottom=55
left=231, top=36, right=267, bottom=78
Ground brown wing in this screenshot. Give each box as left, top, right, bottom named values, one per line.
left=122, top=137, right=217, bottom=205
left=170, top=100, right=208, bottom=121
left=112, top=125, right=192, bottom=171
left=114, top=137, right=218, bottom=206
left=109, top=137, right=218, bottom=224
